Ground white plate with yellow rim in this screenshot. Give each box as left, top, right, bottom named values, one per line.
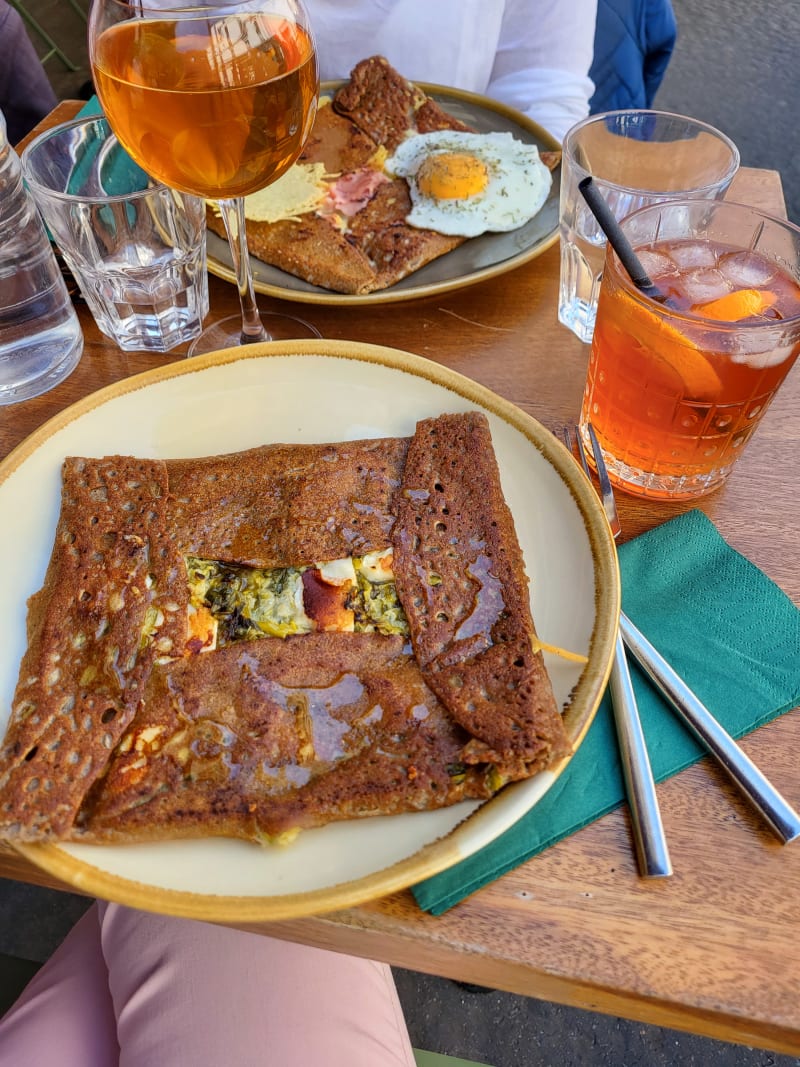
left=0, top=340, right=617, bottom=922
left=205, top=83, right=561, bottom=307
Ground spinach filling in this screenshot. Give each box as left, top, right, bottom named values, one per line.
left=185, top=553, right=409, bottom=645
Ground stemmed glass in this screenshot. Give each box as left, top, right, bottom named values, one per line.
left=87, top=0, right=319, bottom=354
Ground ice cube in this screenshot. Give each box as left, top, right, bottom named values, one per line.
left=668, top=242, right=718, bottom=269
left=636, top=249, right=677, bottom=280
left=718, top=250, right=776, bottom=287
left=730, top=344, right=795, bottom=370
left=729, top=332, right=796, bottom=369
left=681, top=268, right=733, bottom=306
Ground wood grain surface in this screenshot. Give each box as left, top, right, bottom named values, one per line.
left=3, top=106, right=799, bottom=1054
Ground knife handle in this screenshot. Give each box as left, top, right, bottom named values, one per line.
left=619, top=613, right=800, bottom=845
left=608, top=633, right=673, bottom=878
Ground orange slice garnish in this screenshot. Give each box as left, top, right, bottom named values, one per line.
left=616, top=289, right=723, bottom=402
left=693, top=288, right=777, bottom=322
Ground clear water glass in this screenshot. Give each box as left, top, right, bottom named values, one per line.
left=22, top=115, right=208, bottom=354
left=559, top=109, right=740, bottom=343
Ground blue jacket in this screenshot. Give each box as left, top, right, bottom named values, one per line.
left=589, top=0, right=678, bottom=113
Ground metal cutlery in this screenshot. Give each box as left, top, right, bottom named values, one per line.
left=563, top=425, right=672, bottom=878
left=574, top=421, right=800, bottom=847
left=619, top=614, right=800, bottom=844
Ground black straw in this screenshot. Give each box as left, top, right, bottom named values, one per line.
left=578, top=176, right=670, bottom=305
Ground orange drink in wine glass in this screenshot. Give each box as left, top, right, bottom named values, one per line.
left=581, top=199, right=800, bottom=499
left=89, top=1, right=319, bottom=353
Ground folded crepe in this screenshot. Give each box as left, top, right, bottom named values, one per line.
left=208, top=56, right=560, bottom=295
left=0, top=412, right=569, bottom=845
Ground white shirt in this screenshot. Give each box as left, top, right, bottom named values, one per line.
left=308, top=0, right=598, bottom=142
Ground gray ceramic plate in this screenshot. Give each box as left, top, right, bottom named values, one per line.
left=205, top=83, right=561, bottom=306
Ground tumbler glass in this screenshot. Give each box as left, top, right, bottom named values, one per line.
left=581, top=199, right=800, bottom=500
left=22, top=115, right=208, bottom=353
left=560, top=110, right=740, bottom=343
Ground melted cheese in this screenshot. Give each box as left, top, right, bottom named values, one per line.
left=357, top=548, right=394, bottom=583
left=186, top=603, right=217, bottom=654
left=184, top=553, right=409, bottom=652
left=531, top=636, right=589, bottom=664
left=317, top=558, right=357, bottom=586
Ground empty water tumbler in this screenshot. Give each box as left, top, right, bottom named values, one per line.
left=21, top=115, right=208, bottom=353
left=0, top=109, right=83, bottom=405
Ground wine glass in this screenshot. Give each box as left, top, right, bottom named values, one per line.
left=88, top=0, right=320, bottom=355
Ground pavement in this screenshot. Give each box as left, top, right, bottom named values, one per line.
left=3, top=1, right=800, bottom=1063
left=657, top=0, right=800, bottom=226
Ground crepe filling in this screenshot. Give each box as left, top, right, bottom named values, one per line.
left=183, top=548, right=409, bottom=650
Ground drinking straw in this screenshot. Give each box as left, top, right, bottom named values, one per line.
left=578, top=176, right=671, bottom=305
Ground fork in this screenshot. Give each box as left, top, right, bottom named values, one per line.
left=564, top=424, right=673, bottom=878
left=573, top=423, right=800, bottom=847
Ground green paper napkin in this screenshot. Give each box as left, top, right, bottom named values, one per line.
left=71, top=97, right=150, bottom=196
left=77, top=96, right=103, bottom=119
left=412, top=510, right=800, bottom=915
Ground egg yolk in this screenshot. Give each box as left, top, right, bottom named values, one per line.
left=416, top=152, right=489, bottom=199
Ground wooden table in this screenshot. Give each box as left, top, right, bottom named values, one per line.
left=3, top=105, right=800, bottom=1055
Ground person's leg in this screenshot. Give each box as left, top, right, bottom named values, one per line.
left=0, top=903, right=120, bottom=1067
left=99, top=901, right=416, bottom=1067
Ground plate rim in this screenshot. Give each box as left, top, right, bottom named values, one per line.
left=1, top=340, right=618, bottom=922
left=205, top=81, right=561, bottom=307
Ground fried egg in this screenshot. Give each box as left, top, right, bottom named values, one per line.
left=385, top=130, right=552, bottom=237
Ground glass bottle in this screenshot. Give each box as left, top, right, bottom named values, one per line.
left=0, top=108, right=83, bottom=405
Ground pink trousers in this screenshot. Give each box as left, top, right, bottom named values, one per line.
left=0, top=901, right=416, bottom=1066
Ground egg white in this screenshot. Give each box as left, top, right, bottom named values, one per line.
left=386, top=130, right=552, bottom=238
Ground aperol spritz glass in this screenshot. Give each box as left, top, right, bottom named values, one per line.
left=581, top=199, right=800, bottom=499
left=88, top=0, right=319, bottom=354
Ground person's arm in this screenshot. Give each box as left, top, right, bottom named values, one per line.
left=488, top=0, right=599, bottom=142
left=642, top=0, right=678, bottom=106
left=0, top=0, right=58, bottom=145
